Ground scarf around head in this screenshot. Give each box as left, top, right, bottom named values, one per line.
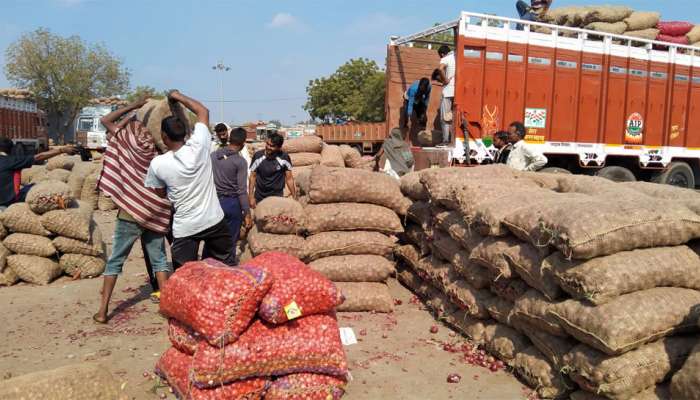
left=383, top=128, right=414, bottom=177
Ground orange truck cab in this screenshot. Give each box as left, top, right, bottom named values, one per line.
left=387, top=12, right=700, bottom=188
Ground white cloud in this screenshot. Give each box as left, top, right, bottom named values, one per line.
left=266, top=13, right=306, bottom=30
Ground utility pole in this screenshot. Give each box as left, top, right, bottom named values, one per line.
left=211, top=61, right=231, bottom=122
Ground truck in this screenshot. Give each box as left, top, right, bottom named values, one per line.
left=387, top=12, right=700, bottom=187
left=73, top=98, right=129, bottom=151
left=0, top=89, right=47, bottom=152
left=315, top=122, right=387, bottom=154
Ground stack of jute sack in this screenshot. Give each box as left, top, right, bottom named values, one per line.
left=248, top=166, right=409, bottom=313
left=0, top=180, right=106, bottom=286
left=396, top=165, right=700, bottom=399
left=156, top=253, right=348, bottom=399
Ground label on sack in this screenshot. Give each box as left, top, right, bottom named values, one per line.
left=284, top=301, right=302, bottom=321
left=339, top=327, right=358, bottom=346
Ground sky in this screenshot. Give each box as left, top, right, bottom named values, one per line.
left=0, top=0, right=698, bottom=125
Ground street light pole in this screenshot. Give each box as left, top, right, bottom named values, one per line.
left=211, top=61, right=231, bottom=123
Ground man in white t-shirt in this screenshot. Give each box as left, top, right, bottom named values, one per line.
left=437, top=45, right=456, bottom=147
left=145, top=90, right=235, bottom=268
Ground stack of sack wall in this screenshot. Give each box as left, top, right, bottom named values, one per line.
left=249, top=165, right=412, bottom=313
left=156, top=254, right=348, bottom=399
left=0, top=175, right=106, bottom=286
left=396, top=165, right=700, bottom=399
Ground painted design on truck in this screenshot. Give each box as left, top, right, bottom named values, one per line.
left=625, top=113, right=644, bottom=145
left=524, top=108, right=547, bottom=129
left=482, top=105, right=499, bottom=137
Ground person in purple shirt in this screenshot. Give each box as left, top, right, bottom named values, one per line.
left=210, top=127, right=251, bottom=263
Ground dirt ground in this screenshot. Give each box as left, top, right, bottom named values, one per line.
left=0, top=210, right=531, bottom=400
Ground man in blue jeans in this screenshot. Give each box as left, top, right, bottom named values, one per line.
left=210, top=127, right=251, bottom=263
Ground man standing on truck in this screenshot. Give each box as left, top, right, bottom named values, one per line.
left=516, top=0, right=552, bottom=22
left=248, top=132, right=296, bottom=208
left=0, top=138, right=77, bottom=211
left=437, top=45, right=456, bottom=147
left=403, top=78, right=431, bottom=129
left=145, top=90, right=236, bottom=269
left=506, top=122, right=548, bottom=171
left=211, top=127, right=251, bottom=263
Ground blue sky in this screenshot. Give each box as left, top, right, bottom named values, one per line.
left=0, top=0, right=697, bottom=125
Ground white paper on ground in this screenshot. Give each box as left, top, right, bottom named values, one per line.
left=339, top=327, right=357, bottom=346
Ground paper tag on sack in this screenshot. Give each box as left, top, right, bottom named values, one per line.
left=339, top=327, right=358, bottom=346
left=284, top=301, right=302, bottom=321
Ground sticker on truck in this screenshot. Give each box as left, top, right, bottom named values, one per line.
left=524, top=108, right=547, bottom=129
left=625, top=113, right=644, bottom=145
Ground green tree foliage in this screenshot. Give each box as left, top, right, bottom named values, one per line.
left=268, top=119, right=282, bottom=128
left=304, top=58, right=385, bottom=122
left=126, top=85, right=166, bottom=102
left=4, top=28, right=130, bottom=142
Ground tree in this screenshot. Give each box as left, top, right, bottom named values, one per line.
left=126, top=85, right=166, bottom=102
left=304, top=58, right=385, bottom=123
left=4, top=28, right=130, bottom=143
left=268, top=119, right=282, bottom=128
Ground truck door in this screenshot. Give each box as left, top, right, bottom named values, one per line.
left=458, top=45, right=485, bottom=139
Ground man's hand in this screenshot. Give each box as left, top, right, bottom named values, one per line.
left=249, top=195, right=257, bottom=209
left=61, top=145, right=78, bottom=155
left=244, top=214, right=253, bottom=230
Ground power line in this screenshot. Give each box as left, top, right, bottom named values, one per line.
left=201, top=97, right=306, bottom=103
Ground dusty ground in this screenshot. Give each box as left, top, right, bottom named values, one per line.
left=0, top=210, right=530, bottom=399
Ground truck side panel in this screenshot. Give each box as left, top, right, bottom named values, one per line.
left=687, top=69, right=700, bottom=148
left=503, top=43, right=527, bottom=131
left=578, top=52, right=605, bottom=143
left=646, top=60, right=670, bottom=146
left=525, top=47, right=555, bottom=139
left=551, top=49, right=579, bottom=142
left=483, top=41, right=507, bottom=138
left=669, top=65, right=690, bottom=147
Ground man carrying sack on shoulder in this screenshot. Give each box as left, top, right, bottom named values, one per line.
left=94, top=97, right=173, bottom=324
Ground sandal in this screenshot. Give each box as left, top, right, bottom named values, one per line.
left=92, top=313, right=108, bottom=324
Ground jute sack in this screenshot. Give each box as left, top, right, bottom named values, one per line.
left=400, top=171, right=428, bottom=201
left=570, top=385, right=670, bottom=400
left=513, top=289, right=568, bottom=338
left=513, top=347, right=573, bottom=399
left=46, top=155, right=80, bottom=171
left=619, top=181, right=700, bottom=214
left=549, top=288, right=700, bottom=355
left=309, top=255, right=394, bottom=282
left=433, top=210, right=484, bottom=251
left=586, top=5, right=632, bottom=24
left=60, top=254, right=105, bottom=278
left=4, top=233, right=56, bottom=257
left=339, top=145, right=363, bottom=168
left=304, top=203, right=402, bottom=235
left=97, top=193, right=116, bottom=211
left=26, top=180, right=74, bottom=214
left=624, top=11, right=661, bottom=31
left=67, top=162, right=98, bottom=198
left=80, top=172, right=99, bottom=210
left=548, top=246, right=700, bottom=305
left=0, top=363, right=123, bottom=400
left=335, top=282, right=393, bottom=313
left=0, top=223, right=7, bottom=241
left=544, top=6, right=590, bottom=26
left=309, top=166, right=410, bottom=215
left=0, top=203, right=50, bottom=236
left=303, top=231, right=395, bottom=262
left=397, top=267, right=488, bottom=344
left=282, top=135, right=323, bottom=154
left=0, top=241, right=10, bottom=271
left=46, top=168, right=71, bottom=183
left=490, top=278, right=529, bottom=303
left=424, top=167, right=521, bottom=210
left=430, top=231, right=492, bottom=289
left=469, top=236, right=521, bottom=279
left=506, top=242, right=560, bottom=300
left=21, top=165, right=45, bottom=186
left=625, top=28, right=660, bottom=40
left=530, top=195, right=700, bottom=259
left=585, top=21, right=628, bottom=35
left=40, top=209, right=91, bottom=241
left=523, top=330, right=577, bottom=370
left=468, top=186, right=553, bottom=237
left=320, top=144, right=345, bottom=167
left=485, top=296, right=515, bottom=325
left=564, top=337, right=697, bottom=400
left=290, top=152, right=322, bottom=167
left=483, top=323, right=531, bottom=363
left=687, top=25, right=700, bottom=44
left=53, top=232, right=105, bottom=257
left=247, top=227, right=305, bottom=259
left=136, top=98, right=191, bottom=153
left=293, top=166, right=313, bottom=195
left=403, top=223, right=431, bottom=257
left=254, top=197, right=305, bottom=235
left=406, top=201, right=431, bottom=230
left=671, top=341, right=700, bottom=400
left=0, top=267, right=18, bottom=286
left=8, top=255, right=61, bottom=285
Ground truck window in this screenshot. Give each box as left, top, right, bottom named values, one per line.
left=78, top=118, right=93, bottom=131
left=97, top=121, right=107, bottom=132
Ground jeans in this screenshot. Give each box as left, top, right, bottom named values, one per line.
left=171, top=218, right=235, bottom=269
left=219, top=196, right=243, bottom=257
left=440, top=96, right=453, bottom=144
left=104, top=219, right=170, bottom=276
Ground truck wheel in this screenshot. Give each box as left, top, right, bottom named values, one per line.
left=596, top=166, right=636, bottom=182
left=539, top=167, right=572, bottom=175
left=652, top=162, right=695, bottom=188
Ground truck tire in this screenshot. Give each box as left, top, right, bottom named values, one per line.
left=596, top=166, right=636, bottom=182
left=539, top=167, right=572, bottom=175
left=652, top=162, right=695, bottom=188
